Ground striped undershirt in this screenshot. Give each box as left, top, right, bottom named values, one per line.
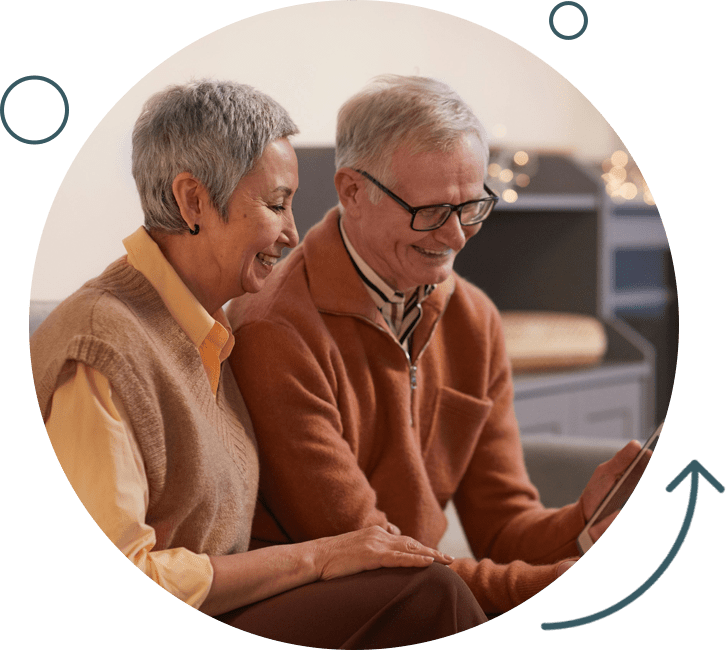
left=339, top=217, right=435, bottom=353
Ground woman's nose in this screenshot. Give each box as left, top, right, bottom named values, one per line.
left=281, top=210, right=299, bottom=248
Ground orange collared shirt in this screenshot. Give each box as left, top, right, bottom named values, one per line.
left=46, top=227, right=235, bottom=608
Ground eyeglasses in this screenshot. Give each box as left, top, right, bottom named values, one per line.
left=356, top=169, right=498, bottom=232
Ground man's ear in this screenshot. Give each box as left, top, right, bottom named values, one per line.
left=334, top=167, right=365, bottom=219
left=171, top=172, right=209, bottom=231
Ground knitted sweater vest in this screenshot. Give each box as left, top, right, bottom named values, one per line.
left=30, top=257, right=259, bottom=557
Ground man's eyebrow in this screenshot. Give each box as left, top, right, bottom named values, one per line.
left=271, top=186, right=294, bottom=197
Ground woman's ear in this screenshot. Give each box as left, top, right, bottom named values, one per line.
left=171, top=172, right=208, bottom=232
left=334, top=168, right=365, bottom=219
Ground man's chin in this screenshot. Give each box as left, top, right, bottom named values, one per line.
left=411, top=268, right=454, bottom=288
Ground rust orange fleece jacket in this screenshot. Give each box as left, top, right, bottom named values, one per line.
left=227, top=209, right=584, bottom=613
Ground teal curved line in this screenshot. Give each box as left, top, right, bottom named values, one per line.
left=540, top=458, right=726, bottom=632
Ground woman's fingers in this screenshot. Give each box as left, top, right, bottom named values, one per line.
left=314, top=526, right=454, bottom=581
left=385, top=522, right=401, bottom=536
left=381, top=551, right=436, bottom=568
left=394, top=536, right=454, bottom=564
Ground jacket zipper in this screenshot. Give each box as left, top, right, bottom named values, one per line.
left=321, top=294, right=453, bottom=427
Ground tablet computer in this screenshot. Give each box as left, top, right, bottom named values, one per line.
left=577, top=422, right=663, bottom=555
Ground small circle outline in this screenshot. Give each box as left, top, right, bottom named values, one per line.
left=1, top=75, right=69, bottom=145
left=549, top=2, right=589, bottom=40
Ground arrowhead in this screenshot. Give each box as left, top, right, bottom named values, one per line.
left=666, top=460, right=725, bottom=493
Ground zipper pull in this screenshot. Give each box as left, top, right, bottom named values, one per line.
left=409, top=364, right=417, bottom=427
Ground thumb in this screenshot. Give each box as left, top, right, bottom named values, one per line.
left=556, top=560, right=577, bottom=577
left=610, top=440, right=643, bottom=473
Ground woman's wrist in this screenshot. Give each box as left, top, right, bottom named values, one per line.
left=291, top=538, right=325, bottom=583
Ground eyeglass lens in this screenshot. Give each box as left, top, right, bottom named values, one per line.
left=413, top=200, right=494, bottom=230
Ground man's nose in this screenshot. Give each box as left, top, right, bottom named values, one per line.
left=433, top=211, right=467, bottom=250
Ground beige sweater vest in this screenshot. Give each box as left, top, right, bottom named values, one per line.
left=31, top=257, right=259, bottom=557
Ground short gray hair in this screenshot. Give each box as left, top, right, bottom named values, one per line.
left=132, top=80, right=298, bottom=233
left=335, top=75, right=488, bottom=203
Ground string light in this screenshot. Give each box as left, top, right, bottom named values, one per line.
left=600, top=150, right=656, bottom=208
left=610, top=166, right=627, bottom=183
left=502, top=189, right=518, bottom=203
left=515, top=173, right=530, bottom=188
left=513, top=151, right=529, bottom=166
left=488, top=163, right=502, bottom=178
left=611, top=150, right=628, bottom=167
left=492, top=124, right=507, bottom=138
left=620, top=182, right=638, bottom=200
left=499, top=169, right=514, bottom=183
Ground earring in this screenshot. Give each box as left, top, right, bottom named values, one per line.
left=189, top=224, right=200, bottom=235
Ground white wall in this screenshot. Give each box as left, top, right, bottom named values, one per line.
left=31, top=2, right=622, bottom=300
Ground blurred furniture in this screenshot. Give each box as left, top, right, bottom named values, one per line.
left=599, top=198, right=678, bottom=426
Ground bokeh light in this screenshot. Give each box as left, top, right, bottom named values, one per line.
left=611, top=150, right=629, bottom=167
left=513, top=151, right=529, bottom=166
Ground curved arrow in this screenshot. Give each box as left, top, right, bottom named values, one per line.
left=542, top=460, right=723, bottom=630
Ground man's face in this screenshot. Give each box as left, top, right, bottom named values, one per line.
left=351, top=134, right=487, bottom=293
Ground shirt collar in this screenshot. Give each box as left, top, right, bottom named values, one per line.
left=338, top=217, right=435, bottom=310
left=123, top=226, right=234, bottom=364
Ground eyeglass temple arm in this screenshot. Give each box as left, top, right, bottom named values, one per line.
left=356, top=170, right=415, bottom=213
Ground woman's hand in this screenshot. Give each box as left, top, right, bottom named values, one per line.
left=310, top=526, right=454, bottom=582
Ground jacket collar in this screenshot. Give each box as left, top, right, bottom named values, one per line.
left=303, top=208, right=456, bottom=353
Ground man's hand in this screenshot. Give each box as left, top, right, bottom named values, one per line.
left=556, top=559, right=577, bottom=577
left=579, top=440, right=645, bottom=542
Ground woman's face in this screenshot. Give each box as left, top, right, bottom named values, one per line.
left=207, top=138, right=299, bottom=299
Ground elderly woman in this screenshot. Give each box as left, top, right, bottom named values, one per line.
left=30, top=81, right=486, bottom=648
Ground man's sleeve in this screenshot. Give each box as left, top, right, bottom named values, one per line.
left=230, top=318, right=390, bottom=543
left=452, top=305, right=586, bottom=566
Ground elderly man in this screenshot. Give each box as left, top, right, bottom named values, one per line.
left=227, top=75, right=640, bottom=615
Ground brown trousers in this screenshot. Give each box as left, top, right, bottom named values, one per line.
left=215, top=563, right=487, bottom=648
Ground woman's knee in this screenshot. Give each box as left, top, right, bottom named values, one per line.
left=408, top=563, right=487, bottom=629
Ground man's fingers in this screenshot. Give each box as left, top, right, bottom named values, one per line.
left=589, top=510, right=619, bottom=541
left=556, top=560, right=577, bottom=577
left=582, top=440, right=644, bottom=520
left=609, top=440, right=642, bottom=473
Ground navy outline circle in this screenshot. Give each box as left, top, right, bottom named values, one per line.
left=549, top=2, right=588, bottom=40
left=1, top=76, right=69, bottom=145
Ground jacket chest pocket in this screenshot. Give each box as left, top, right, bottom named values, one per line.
left=423, top=386, right=492, bottom=504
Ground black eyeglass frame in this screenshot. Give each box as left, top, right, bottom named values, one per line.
left=355, top=169, right=499, bottom=232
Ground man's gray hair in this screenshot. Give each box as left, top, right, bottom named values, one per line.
left=132, top=80, right=298, bottom=233
left=335, top=75, right=488, bottom=203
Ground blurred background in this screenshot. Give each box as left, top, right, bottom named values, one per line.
left=30, top=2, right=676, bottom=440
